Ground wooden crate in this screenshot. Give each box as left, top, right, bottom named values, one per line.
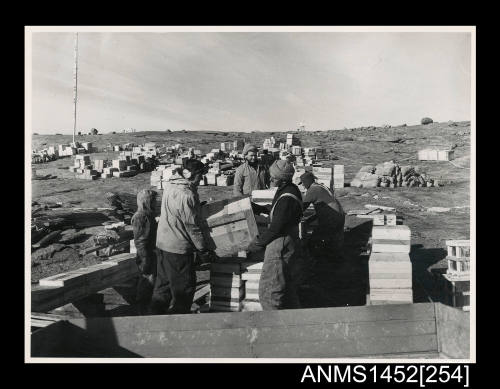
left=372, top=239, right=411, bottom=253
left=446, top=256, right=470, bottom=275
left=32, top=254, right=139, bottom=312
left=201, top=197, right=259, bottom=258
left=446, top=240, right=470, bottom=258
left=251, top=188, right=278, bottom=206
left=437, top=150, right=454, bottom=161
left=372, top=225, right=411, bottom=241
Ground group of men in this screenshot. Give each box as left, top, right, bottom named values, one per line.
left=130, top=143, right=345, bottom=314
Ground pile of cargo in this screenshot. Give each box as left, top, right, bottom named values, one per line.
left=350, top=161, right=438, bottom=188
left=69, top=154, right=150, bottom=180
left=32, top=142, right=97, bottom=164
left=32, top=152, right=58, bottom=164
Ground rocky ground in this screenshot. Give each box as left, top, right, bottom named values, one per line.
left=30, top=121, right=471, bottom=310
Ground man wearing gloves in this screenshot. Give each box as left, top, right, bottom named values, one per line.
left=233, top=143, right=270, bottom=196
left=152, top=159, right=216, bottom=314
left=246, top=160, right=304, bottom=310
left=131, top=189, right=158, bottom=315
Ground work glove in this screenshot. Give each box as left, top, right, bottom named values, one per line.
left=198, top=249, right=218, bottom=264
left=247, top=239, right=264, bottom=253
left=251, top=202, right=270, bottom=215
left=142, top=273, right=155, bottom=286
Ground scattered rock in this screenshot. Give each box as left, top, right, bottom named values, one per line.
left=32, top=243, right=67, bottom=262
left=373, top=195, right=379, bottom=200
left=421, top=117, right=433, bottom=125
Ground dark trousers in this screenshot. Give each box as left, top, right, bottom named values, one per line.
left=259, top=235, right=302, bottom=310
left=151, top=250, right=196, bottom=315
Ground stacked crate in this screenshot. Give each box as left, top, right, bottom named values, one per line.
left=111, top=159, right=136, bottom=178
left=216, top=174, right=234, bottom=186
left=241, top=260, right=263, bottom=311
left=286, top=133, right=299, bottom=146
left=209, top=262, right=245, bottom=312
left=312, top=166, right=333, bottom=190
left=333, top=165, right=344, bottom=189
left=418, top=149, right=455, bottom=161
left=368, top=225, right=413, bottom=305
left=150, top=170, right=162, bottom=188
left=205, top=172, right=219, bottom=185
left=440, top=240, right=470, bottom=311
left=251, top=188, right=277, bottom=207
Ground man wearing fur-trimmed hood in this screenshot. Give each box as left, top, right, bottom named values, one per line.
left=131, top=189, right=158, bottom=314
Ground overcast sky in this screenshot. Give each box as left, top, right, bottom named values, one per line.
left=30, top=31, right=471, bottom=134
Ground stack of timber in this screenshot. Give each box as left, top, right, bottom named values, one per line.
left=31, top=312, right=66, bottom=332
left=31, top=303, right=470, bottom=359
left=241, top=260, right=264, bottom=311
left=31, top=253, right=138, bottom=312
left=368, top=225, right=413, bottom=305
left=438, top=240, right=470, bottom=311
left=201, top=196, right=259, bottom=257
left=209, top=261, right=245, bottom=312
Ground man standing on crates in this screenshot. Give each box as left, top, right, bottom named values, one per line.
left=233, top=143, right=270, bottom=197
left=298, top=171, right=346, bottom=261
left=246, top=160, right=303, bottom=310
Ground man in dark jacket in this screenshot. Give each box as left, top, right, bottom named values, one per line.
left=246, top=160, right=303, bottom=310
left=131, top=189, right=158, bottom=314
left=299, top=171, right=345, bottom=260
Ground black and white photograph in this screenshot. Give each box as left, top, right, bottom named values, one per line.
left=25, top=26, right=475, bottom=363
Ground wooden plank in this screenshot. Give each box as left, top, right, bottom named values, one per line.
left=370, top=279, right=412, bottom=288
left=210, top=262, right=241, bottom=274
left=369, top=252, right=412, bottom=264
left=210, top=276, right=244, bottom=288
left=369, top=265, right=412, bottom=273
left=241, top=273, right=261, bottom=281
left=66, top=303, right=436, bottom=334
left=372, top=225, right=411, bottom=240
left=66, top=319, right=436, bottom=350
left=445, top=240, right=470, bottom=247
left=31, top=304, right=440, bottom=357
left=241, top=261, right=263, bottom=272
left=372, top=240, right=411, bottom=253
left=242, top=301, right=263, bottom=311
left=39, top=272, right=89, bottom=287
left=370, top=272, right=412, bottom=279
left=31, top=312, right=67, bottom=321
left=206, top=211, right=246, bottom=228
left=193, top=284, right=210, bottom=302
left=31, top=258, right=139, bottom=312
left=211, top=285, right=245, bottom=299
left=435, top=303, right=470, bottom=358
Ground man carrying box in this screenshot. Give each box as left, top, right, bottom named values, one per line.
left=246, top=160, right=303, bottom=310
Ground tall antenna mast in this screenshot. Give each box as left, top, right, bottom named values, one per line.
left=72, top=33, right=79, bottom=144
